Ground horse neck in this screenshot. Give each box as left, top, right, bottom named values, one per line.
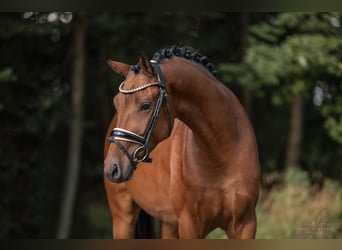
left=163, top=58, right=239, bottom=156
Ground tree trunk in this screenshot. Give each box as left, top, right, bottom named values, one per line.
left=285, top=93, right=303, bottom=168
left=239, top=13, right=252, bottom=118
left=56, top=12, right=87, bottom=239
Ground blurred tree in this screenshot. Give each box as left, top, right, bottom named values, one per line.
left=220, top=13, right=342, bottom=176
left=56, top=12, right=87, bottom=239
left=0, top=12, right=72, bottom=237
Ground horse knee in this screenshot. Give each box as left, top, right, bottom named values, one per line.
left=110, top=200, right=140, bottom=238
left=161, top=223, right=179, bottom=239
left=178, top=211, right=209, bottom=239
left=226, top=210, right=256, bottom=239
left=178, top=210, right=205, bottom=239
left=226, top=192, right=257, bottom=239
left=113, top=218, right=135, bottom=238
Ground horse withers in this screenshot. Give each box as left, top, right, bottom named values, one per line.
left=104, top=46, right=260, bottom=239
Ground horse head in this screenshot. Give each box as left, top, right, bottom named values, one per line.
left=104, top=54, right=174, bottom=183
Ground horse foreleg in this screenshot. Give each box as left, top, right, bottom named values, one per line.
left=177, top=209, right=204, bottom=239
left=226, top=209, right=257, bottom=239
left=160, top=222, right=179, bottom=239
left=225, top=192, right=257, bottom=239
left=104, top=177, right=140, bottom=238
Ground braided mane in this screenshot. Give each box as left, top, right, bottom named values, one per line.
left=152, top=45, right=218, bottom=77
left=131, top=46, right=218, bottom=77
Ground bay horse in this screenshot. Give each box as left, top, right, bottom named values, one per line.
left=104, top=46, right=260, bottom=239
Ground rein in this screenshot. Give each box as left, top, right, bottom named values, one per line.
left=108, top=60, right=173, bottom=170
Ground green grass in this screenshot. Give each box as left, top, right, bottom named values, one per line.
left=206, top=228, right=228, bottom=239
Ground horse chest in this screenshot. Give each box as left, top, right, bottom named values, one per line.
left=126, top=163, right=178, bottom=224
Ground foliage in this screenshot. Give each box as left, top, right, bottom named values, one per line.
left=0, top=12, right=71, bottom=238
left=219, top=12, right=342, bottom=176
left=0, top=67, right=16, bottom=82
left=220, top=13, right=342, bottom=141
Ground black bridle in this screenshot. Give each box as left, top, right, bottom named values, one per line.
left=108, top=60, right=173, bottom=170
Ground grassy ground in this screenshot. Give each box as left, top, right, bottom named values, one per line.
left=207, top=168, right=342, bottom=239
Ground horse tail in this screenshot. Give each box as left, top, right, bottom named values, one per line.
left=134, top=209, right=156, bottom=238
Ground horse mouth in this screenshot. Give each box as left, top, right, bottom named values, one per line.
left=124, top=167, right=135, bottom=182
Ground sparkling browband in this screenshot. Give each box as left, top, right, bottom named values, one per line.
left=119, top=81, right=161, bottom=94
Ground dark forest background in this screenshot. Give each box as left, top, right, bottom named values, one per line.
left=0, top=12, right=341, bottom=238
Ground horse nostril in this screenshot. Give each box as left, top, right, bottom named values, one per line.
left=111, top=163, right=121, bottom=180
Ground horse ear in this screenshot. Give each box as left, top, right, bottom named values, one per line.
left=106, top=59, right=130, bottom=77
left=139, top=52, right=155, bottom=77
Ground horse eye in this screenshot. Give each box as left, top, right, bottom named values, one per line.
left=139, top=102, right=152, bottom=111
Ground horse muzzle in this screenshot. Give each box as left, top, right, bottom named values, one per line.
left=105, top=129, right=154, bottom=183
left=104, top=158, right=135, bottom=183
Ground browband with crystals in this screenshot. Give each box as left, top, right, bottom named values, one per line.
left=119, top=81, right=161, bottom=94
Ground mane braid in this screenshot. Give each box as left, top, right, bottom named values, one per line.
left=151, top=45, right=218, bottom=77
